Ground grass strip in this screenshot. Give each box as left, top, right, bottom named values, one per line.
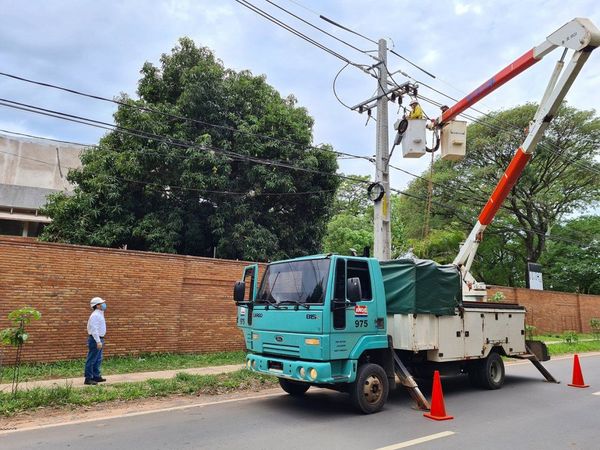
left=0, top=369, right=277, bottom=417
left=4, top=351, right=246, bottom=382
left=545, top=340, right=600, bottom=356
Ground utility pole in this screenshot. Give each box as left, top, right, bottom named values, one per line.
left=373, top=39, right=391, bottom=260
left=350, top=41, right=417, bottom=261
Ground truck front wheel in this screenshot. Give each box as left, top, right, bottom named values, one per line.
left=350, top=363, right=389, bottom=414
left=279, top=378, right=310, bottom=396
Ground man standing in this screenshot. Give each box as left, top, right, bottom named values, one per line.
left=84, top=297, right=107, bottom=385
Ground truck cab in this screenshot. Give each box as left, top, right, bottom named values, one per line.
left=235, top=255, right=393, bottom=412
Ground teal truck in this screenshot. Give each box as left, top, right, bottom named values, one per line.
left=233, top=255, right=554, bottom=414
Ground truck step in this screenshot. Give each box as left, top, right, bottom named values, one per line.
left=392, top=352, right=430, bottom=411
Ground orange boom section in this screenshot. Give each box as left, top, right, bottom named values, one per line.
left=441, top=49, right=538, bottom=124
left=478, top=148, right=532, bottom=225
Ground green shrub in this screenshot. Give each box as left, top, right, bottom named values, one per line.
left=590, top=318, right=600, bottom=341
left=563, top=330, right=579, bottom=345
left=525, top=325, right=537, bottom=340
left=488, top=292, right=506, bottom=303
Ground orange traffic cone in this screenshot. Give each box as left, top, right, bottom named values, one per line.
left=424, top=370, right=453, bottom=421
left=568, top=354, right=589, bottom=388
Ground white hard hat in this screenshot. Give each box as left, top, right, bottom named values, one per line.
left=90, top=297, right=105, bottom=308
left=410, top=100, right=419, bottom=106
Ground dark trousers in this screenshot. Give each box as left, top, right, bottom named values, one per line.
left=84, top=335, right=104, bottom=380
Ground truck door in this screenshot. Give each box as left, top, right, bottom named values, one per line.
left=330, top=257, right=378, bottom=359
left=239, top=264, right=258, bottom=327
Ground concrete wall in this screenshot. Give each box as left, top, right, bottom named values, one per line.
left=0, top=237, right=598, bottom=365
left=0, top=134, right=85, bottom=233
left=0, top=134, right=83, bottom=195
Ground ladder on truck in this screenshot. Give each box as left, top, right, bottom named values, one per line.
left=393, top=352, right=430, bottom=411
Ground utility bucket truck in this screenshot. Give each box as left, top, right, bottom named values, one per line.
left=232, top=18, right=599, bottom=414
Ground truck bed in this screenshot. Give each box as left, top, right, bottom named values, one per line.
left=387, top=303, right=527, bottom=362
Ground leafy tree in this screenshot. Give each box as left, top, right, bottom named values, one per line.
left=323, top=175, right=408, bottom=257
left=540, top=216, right=600, bottom=294
left=41, top=38, right=338, bottom=261
left=397, top=103, right=600, bottom=285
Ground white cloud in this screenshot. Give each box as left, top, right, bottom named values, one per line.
left=454, top=2, right=483, bottom=15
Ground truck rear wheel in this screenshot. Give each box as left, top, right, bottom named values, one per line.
left=350, top=363, right=389, bottom=414
left=278, top=378, right=310, bottom=396
left=469, top=352, right=505, bottom=390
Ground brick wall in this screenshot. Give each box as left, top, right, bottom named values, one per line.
left=1, top=236, right=598, bottom=365
left=487, top=286, right=600, bottom=334
left=0, top=237, right=261, bottom=364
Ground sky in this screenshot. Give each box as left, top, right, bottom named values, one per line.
left=1, top=0, right=599, bottom=192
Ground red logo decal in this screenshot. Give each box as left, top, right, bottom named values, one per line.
left=354, top=305, right=368, bottom=316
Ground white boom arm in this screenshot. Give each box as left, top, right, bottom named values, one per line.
left=437, top=18, right=600, bottom=300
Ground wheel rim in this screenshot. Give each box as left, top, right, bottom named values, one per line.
left=363, top=374, right=383, bottom=404
left=489, top=360, right=502, bottom=383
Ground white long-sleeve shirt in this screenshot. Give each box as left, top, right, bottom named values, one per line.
left=87, top=309, right=106, bottom=343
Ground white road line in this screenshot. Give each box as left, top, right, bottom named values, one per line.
left=0, top=391, right=283, bottom=435
left=374, top=431, right=456, bottom=450
left=593, top=391, right=600, bottom=396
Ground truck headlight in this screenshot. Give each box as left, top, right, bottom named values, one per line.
left=309, top=368, right=317, bottom=380
left=252, top=333, right=259, bottom=340
left=246, top=359, right=251, bottom=368
left=299, top=367, right=306, bottom=378
left=252, top=360, right=257, bottom=369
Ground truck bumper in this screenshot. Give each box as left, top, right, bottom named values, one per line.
left=245, top=354, right=356, bottom=384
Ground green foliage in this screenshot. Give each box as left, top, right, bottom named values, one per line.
left=488, top=292, right=506, bottom=303
left=41, top=38, right=338, bottom=261
left=525, top=324, right=536, bottom=340
left=396, top=103, right=600, bottom=287
left=15, top=351, right=246, bottom=382
left=591, top=318, right=600, bottom=341
left=545, top=340, right=600, bottom=356
left=322, top=176, right=410, bottom=257
left=0, top=307, right=42, bottom=347
left=323, top=212, right=373, bottom=255
left=540, top=216, right=600, bottom=294
left=0, top=369, right=277, bottom=416
left=563, top=330, right=579, bottom=345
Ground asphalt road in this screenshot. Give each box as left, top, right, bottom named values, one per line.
left=1, top=354, right=599, bottom=450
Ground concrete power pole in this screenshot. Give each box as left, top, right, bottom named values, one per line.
left=373, top=39, right=391, bottom=260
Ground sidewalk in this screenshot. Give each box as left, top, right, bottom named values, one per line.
left=0, top=364, right=245, bottom=393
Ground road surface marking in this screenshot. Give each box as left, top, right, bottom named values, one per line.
left=593, top=391, right=600, bottom=396
left=374, top=431, right=455, bottom=449
left=0, top=391, right=284, bottom=435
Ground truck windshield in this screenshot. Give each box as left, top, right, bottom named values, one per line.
left=256, top=259, right=330, bottom=305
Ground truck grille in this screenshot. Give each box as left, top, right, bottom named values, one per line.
left=263, top=343, right=300, bottom=357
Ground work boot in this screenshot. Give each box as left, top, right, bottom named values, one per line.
left=93, top=377, right=107, bottom=382
left=84, top=378, right=98, bottom=385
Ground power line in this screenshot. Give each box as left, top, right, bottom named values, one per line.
left=0, top=71, right=371, bottom=163
left=0, top=128, right=91, bottom=147
left=264, top=1, right=376, bottom=59
left=234, top=0, right=373, bottom=76
left=0, top=97, right=375, bottom=187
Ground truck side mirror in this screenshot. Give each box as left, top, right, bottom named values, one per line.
left=233, top=281, right=246, bottom=303
left=347, top=277, right=362, bottom=303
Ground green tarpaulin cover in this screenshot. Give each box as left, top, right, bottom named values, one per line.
left=380, top=259, right=461, bottom=316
